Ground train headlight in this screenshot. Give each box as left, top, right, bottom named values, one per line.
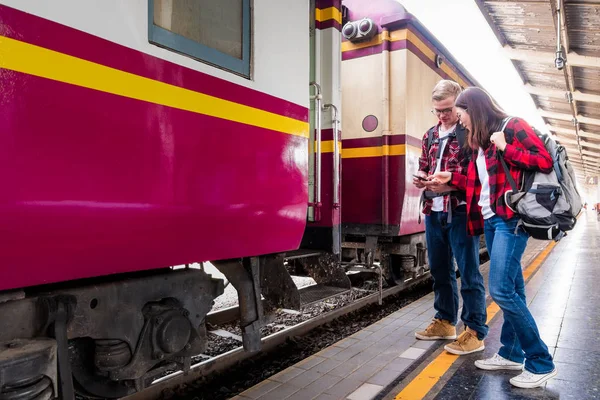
left=342, top=22, right=357, bottom=40
left=435, top=54, right=444, bottom=68
left=358, top=18, right=373, bottom=35
left=342, top=18, right=377, bottom=42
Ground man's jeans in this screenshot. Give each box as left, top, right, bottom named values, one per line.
left=425, top=206, right=488, bottom=339
left=484, top=215, right=555, bottom=374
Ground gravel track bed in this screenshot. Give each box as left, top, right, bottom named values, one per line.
left=210, top=271, right=316, bottom=312
left=161, top=279, right=432, bottom=400
left=204, top=334, right=241, bottom=357
left=214, top=286, right=375, bottom=339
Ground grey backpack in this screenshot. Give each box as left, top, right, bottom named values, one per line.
left=498, top=117, right=582, bottom=241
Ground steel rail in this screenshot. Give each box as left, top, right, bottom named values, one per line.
left=121, top=274, right=432, bottom=400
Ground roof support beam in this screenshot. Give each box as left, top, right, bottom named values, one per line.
left=546, top=125, right=599, bottom=139
left=571, top=160, right=600, bottom=170
left=539, top=110, right=600, bottom=127
left=562, top=144, right=598, bottom=157
left=571, top=160, right=598, bottom=168
left=524, top=84, right=600, bottom=105
left=556, top=136, right=600, bottom=151
left=581, top=149, right=599, bottom=158
left=504, top=47, right=600, bottom=69
left=579, top=140, right=600, bottom=151
left=562, top=147, right=600, bottom=159
left=575, top=161, right=600, bottom=171
left=572, top=165, right=589, bottom=171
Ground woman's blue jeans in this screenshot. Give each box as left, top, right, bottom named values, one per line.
left=484, top=215, right=555, bottom=374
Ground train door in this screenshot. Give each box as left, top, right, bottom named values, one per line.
left=308, top=0, right=317, bottom=225
left=302, top=0, right=343, bottom=257
left=288, top=0, right=349, bottom=291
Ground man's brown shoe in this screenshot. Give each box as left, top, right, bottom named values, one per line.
left=444, top=327, right=485, bottom=355
left=415, top=319, right=457, bottom=340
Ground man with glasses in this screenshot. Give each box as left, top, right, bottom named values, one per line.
left=412, top=80, right=488, bottom=355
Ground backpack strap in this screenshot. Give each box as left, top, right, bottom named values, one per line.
left=497, top=117, right=518, bottom=193
left=427, top=126, right=436, bottom=153
left=496, top=117, right=525, bottom=212
left=455, top=125, right=466, bottom=149
left=498, top=156, right=518, bottom=193
left=430, top=124, right=466, bottom=158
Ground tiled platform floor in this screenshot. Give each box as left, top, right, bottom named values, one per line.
left=413, top=211, right=600, bottom=400
left=230, top=228, right=551, bottom=400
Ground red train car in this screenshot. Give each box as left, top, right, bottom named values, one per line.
left=338, top=0, right=479, bottom=284
left=0, top=1, right=314, bottom=398
left=0, top=0, right=482, bottom=398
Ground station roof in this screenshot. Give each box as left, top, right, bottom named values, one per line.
left=475, top=0, right=600, bottom=184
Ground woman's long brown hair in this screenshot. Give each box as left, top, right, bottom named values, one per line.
left=455, top=87, right=508, bottom=150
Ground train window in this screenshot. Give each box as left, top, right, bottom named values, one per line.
left=148, top=0, right=251, bottom=77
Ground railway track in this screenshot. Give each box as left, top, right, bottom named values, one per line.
left=121, top=273, right=433, bottom=400
left=120, top=245, right=489, bottom=400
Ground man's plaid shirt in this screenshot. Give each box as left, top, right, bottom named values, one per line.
left=449, top=118, right=553, bottom=236
left=418, top=122, right=468, bottom=215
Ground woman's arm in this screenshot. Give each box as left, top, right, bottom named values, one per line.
left=497, top=118, right=553, bottom=173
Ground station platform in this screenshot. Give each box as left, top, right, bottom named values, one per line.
left=231, top=211, right=599, bottom=400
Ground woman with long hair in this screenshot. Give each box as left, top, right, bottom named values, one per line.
left=430, top=87, right=557, bottom=388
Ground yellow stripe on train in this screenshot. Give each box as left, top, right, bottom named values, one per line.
left=0, top=36, right=309, bottom=139
left=315, top=7, right=342, bottom=24
left=341, top=29, right=469, bottom=88
left=316, top=142, right=417, bottom=158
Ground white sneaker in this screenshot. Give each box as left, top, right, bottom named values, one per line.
left=474, top=354, right=524, bottom=371
left=509, top=369, right=558, bottom=389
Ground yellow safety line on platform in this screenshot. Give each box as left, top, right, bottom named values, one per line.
left=0, top=35, right=309, bottom=138
left=395, top=240, right=557, bottom=400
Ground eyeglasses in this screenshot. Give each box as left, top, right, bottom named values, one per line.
left=431, top=107, right=454, bottom=116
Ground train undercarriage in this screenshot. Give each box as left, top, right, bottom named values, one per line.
left=0, top=231, right=431, bottom=399
left=0, top=268, right=224, bottom=399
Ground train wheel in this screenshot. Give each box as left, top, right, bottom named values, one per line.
left=382, top=254, right=421, bottom=286
left=0, top=376, right=54, bottom=400
left=70, top=339, right=136, bottom=399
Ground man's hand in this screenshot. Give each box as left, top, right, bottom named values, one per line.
left=429, top=171, right=452, bottom=184
left=412, top=171, right=427, bottom=189
left=426, top=182, right=453, bottom=193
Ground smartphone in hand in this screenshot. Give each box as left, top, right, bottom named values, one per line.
left=412, top=174, right=427, bottom=181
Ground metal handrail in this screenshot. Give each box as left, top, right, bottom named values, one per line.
left=324, top=104, right=341, bottom=207
left=310, top=82, right=323, bottom=221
